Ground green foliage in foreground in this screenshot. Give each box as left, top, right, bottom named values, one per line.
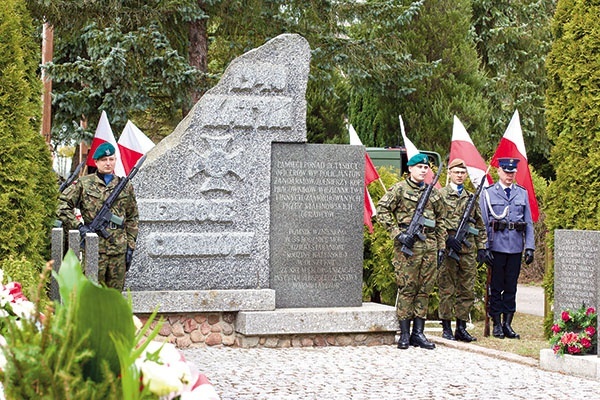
left=0, top=251, right=162, bottom=399
left=1, top=257, right=118, bottom=399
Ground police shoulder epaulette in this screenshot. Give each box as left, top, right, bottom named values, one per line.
left=515, top=183, right=526, bottom=190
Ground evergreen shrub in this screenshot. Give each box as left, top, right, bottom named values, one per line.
left=0, top=0, right=58, bottom=296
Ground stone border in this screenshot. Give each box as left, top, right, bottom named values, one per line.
left=539, top=348, right=600, bottom=380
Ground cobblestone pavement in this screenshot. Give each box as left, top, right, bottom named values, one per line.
left=183, top=345, right=599, bottom=400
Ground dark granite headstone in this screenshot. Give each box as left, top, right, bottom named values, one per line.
left=553, top=230, right=599, bottom=320
left=270, top=143, right=364, bottom=308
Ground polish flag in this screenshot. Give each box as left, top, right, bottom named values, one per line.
left=349, top=124, right=381, bottom=233
left=450, top=115, right=493, bottom=187
left=85, top=111, right=125, bottom=177
left=491, top=110, right=539, bottom=222
left=117, top=120, right=155, bottom=176
left=399, top=115, right=440, bottom=188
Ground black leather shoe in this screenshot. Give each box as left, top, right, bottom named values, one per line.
left=409, top=318, right=435, bottom=349
left=441, top=319, right=455, bottom=340
left=502, top=313, right=520, bottom=339
left=454, top=319, right=477, bottom=342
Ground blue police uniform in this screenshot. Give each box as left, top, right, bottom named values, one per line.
left=479, top=158, right=534, bottom=339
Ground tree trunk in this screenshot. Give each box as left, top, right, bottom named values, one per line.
left=186, top=1, right=208, bottom=116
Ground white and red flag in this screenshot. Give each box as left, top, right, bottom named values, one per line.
left=118, top=120, right=155, bottom=175
left=450, top=115, right=493, bottom=187
left=85, top=111, right=125, bottom=177
left=349, top=124, right=383, bottom=234
left=398, top=115, right=440, bottom=188
left=491, top=110, right=539, bottom=222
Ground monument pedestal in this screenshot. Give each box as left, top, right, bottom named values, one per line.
left=130, top=291, right=398, bottom=348
left=539, top=349, right=600, bottom=380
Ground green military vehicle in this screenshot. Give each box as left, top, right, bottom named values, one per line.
left=366, top=147, right=442, bottom=176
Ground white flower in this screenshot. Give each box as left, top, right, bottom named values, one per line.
left=168, top=360, right=193, bottom=385
left=0, top=291, right=10, bottom=309
left=143, top=341, right=181, bottom=364
left=10, top=301, right=35, bottom=320
left=140, top=360, right=184, bottom=396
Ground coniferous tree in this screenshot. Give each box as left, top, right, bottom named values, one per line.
left=349, top=0, right=490, bottom=155
left=0, top=0, right=57, bottom=273
left=472, top=0, right=555, bottom=174
left=26, top=0, right=205, bottom=143
left=545, top=0, right=600, bottom=231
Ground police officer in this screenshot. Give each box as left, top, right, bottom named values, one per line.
left=376, top=153, right=446, bottom=350
left=479, top=158, right=534, bottom=339
left=438, top=159, right=490, bottom=342
left=56, top=143, right=139, bottom=290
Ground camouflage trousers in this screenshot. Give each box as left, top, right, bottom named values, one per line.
left=438, top=250, right=477, bottom=321
left=392, top=238, right=437, bottom=320
left=98, top=252, right=127, bottom=291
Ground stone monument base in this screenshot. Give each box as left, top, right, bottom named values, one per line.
left=539, top=348, right=600, bottom=380
left=130, top=290, right=398, bottom=349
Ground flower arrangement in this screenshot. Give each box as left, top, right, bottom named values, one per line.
left=0, top=270, right=41, bottom=400
left=549, top=304, right=597, bottom=356
left=0, top=252, right=219, bottom=399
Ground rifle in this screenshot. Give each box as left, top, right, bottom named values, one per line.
left=446, top=167, right=490, bottom=262
left=484, top=262, right=491, bottom=337
left=396, top=163, right=444, bottom=256
left=81, top=155, right=146, bottom=244
left=59, top=160, right=86, bottom=192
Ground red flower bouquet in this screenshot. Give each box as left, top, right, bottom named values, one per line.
left=549, top=304, right=597, bottom=356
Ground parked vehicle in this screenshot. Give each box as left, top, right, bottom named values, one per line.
left=366, top=147, right=442, bottom=176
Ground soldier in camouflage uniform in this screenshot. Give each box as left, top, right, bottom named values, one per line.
left=438, top=159, right=490, bottom=342
left=376, top=153, right=446, bottom=350
left=56, top=143, right=138, bottom=290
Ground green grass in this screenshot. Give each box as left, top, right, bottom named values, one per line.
left=430, top=313, right=549, bottom=359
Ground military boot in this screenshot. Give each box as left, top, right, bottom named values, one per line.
left=491, top=314, right=505, bottom=339
left=441, top=319, right=455, bottom=340
left=409, top=317, right=435, bottom=349
left=397, top=319, right=411, bottom=349
left=454, top=319, right=477, bottom=342
left=502, top=313, right=520, bottom=339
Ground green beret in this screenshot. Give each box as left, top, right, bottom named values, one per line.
left=93, top=142, right=115, bottom=160
left=407, top=153, right=429, bottom=166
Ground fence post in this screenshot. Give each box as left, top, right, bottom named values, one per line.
left=84, top=233, right=99, bottom=284
left=50, top=228, right=64, bottom=301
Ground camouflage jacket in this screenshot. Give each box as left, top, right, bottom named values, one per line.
left=438, top=184, right=487, bottom=251
left=57, top=173, right=138, bottom=255
left=376, top=178, right=446, bottom=250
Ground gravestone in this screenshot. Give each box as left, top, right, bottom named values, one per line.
left=553, top=229, right=600, bottom=319
left=270, top=143, right=364, bottom=308
left=126, top=33, right=365, bottom=310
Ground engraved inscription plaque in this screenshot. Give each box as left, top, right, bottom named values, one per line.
left=270, top=143, right=364, bottom=308
left=554, top=230, right=600, bottom=320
